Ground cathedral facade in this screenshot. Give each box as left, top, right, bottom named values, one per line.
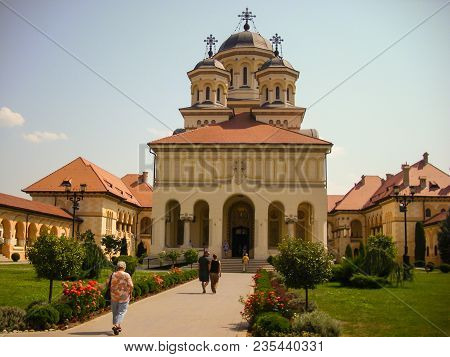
left=149, top=11, right=332, bottom=259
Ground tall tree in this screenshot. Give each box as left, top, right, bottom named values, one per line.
left=345, top=244, right=353, bottom=259
left=438, top=213, right=450, bottom=264
left=414, top=222, right=426, bottom=262
left=101, top=235, right=122, bottom=260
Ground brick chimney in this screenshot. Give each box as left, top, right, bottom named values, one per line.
left=141, top=171, right=149, bottom=183
left=386, top=173, right=393, bottom=180
left=401, top=163, right=410, bottom=187
left=423, top=152, right=429, bottom=164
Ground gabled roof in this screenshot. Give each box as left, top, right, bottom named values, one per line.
left=121, top=174, right=153, bottom=208
left=328, top=195, right=344, bottom=213
left=23, top=157, right=142, bottom=207
left=0, top=192, right=72, bottom=220
left=149, top=113, right=331, bottom=145
left=424, top=211, right=448, bottom=226
left=366, top=158, right=450, bottom=207
left=331, top=176, right=383, bottom=212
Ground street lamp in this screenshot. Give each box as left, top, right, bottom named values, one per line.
left=393, top=184, right=415, bottom=265
left=61, top=180, right=87, bottom=238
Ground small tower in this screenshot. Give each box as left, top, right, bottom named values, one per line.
left=253, top=33, right=305, bottom=130
left=180, top=35, right=233, bottom=130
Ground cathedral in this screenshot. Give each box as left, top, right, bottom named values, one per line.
left=148, top=9, right=332, bottom=259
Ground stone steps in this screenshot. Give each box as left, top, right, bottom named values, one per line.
left=193, top=259, right=274, bottom=273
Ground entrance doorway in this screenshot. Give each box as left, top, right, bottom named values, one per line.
left=223, top=195, right=254, bottom=258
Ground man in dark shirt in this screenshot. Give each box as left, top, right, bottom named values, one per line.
left=198, top=250, right=211, bottom=293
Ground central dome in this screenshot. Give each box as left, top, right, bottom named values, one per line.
left=218, top=31, right=272, bottom=52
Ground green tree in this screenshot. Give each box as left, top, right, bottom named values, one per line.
left=273, top=237, right=332, bottom=310
left=184, top=248, right=199, bottom=268
left=438, top=213, right=450, bottom=263
left=136, top=241, right=147, bottom=264
left=101, top=235, right=122, bottom=260
left=345, top=244, right=353, bottom=259
left=363, top=234, right=397, bottom=277
left=359, top=241, right=365, bottom=257
left=27, top=234, right=84, bottom=303
left=166, top=250, right=182, bottom=268
left=414, top=222, right=426, bottom=262
left=79, top=230, right=107, bottom=279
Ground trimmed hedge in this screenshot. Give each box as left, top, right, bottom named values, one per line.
left=439, top=263, right=450, bottom=273
left=11, top=253, right=20, bottom=262
left=25, top=305, right=60, bottom=330
left=0, top=306, right=26, bottom=331
left=349, top=274, right=387, bottom=289
left=252, top=312, right=291, bottom=337
left=51, top=303, right=73, bottom=324
left=117, top=256, right=138, bottom=276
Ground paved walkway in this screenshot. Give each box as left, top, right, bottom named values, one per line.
left=9, top=273, right=253, bottom=337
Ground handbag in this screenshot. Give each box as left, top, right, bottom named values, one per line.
left=104, top=273, right=113, bottom=301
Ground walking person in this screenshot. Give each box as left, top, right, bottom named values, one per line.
left=209, top=254, right=221, bottom=294
left=223, top=241, right=229, bottom=258
left=242, top=253, right=249, bottom=273
left=198, top=250, right=211, bottom=293
left=109, top=261, right=133, bottom=335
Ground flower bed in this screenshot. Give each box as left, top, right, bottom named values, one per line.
left=0, top=268, right=198, bottom=333
left=240, top=269, right=341, bottom=337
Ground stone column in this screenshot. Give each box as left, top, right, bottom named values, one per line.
left=285, top=215, right=298, bottom=237
left=180, top=213, right=194, bottom=248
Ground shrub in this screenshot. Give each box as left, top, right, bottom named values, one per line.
left=111, top=256, right=119, bottom=266
left=292, top=310, right=341, bottom=337
left=286, top=298, right=317, bottom=314
left=349, top=274, right=386, bottom=289
left=414, top=260, right=425, bottom=268
left=117, top=255, right=138, bottom=276
left=252, top=312, right=291, bottom=337
left=425, top=262, right=435, bottom=272
left=120, top=238, right=128, bottom=256
left=240, top=290, right=288, bottom=324
left=62, top=280, right=102, bottom=318
left=363, top=234, right=397, bottom=277
left=414, top=222, right=426, bottom=262
left=439, top=263, right=450, bottom=273
left=136, top=241, right=147, bottom=264
left=183, top=248, right=199, bottom=268
left=267, top=255, right=274, bottom=265
left=26, top=300, right=46, bottom=312
left=345, top=244, right=353, bottom=259
left=101, top=235, right=122, bottom=260
left=137, top=281, right=149, bottom=295
left=79, top=230, right=107, bottom=279
left=51, top=303, right=73, bottom=324
left=133, top=285, right=142, bottom=298
left=0, top=306, right=26, bottom=331
left=25, top=305, right=60, bottom=330
left=11, top=252, right=20, bottom=262
left=166, top=250, right=182, bottom=267
left=437, top=213, right=450, bottom=264
left=253, top=270, right=272, bottom=292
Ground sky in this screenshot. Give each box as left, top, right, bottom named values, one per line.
left=0, top=0, right=449, bottom=197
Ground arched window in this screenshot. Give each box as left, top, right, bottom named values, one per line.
left=434, top=245, right=438, bottom=256
left=275, top=86, right=280, bottom=100
left=196, top=89, right=199, bottom=102
left=211, top=120, right=216, bottom=124
left=426, top=246, right=430, bottom=256
left=216, top=88, right=221, bottom=102
left=268, top=202, right=284, bottom=249
left=425, top=208, right=431, bottom=217
left=265, top=88, right=269, bottom=101
left=140, top=217, right=152, bottom=235
left=204, top=120, right=209, bottom=125
left=230, top=68, right=233, bottom=87
left=287, top=87, right=290, bottom=101
left=205, top=86, right=210, bottom=101
left=242, top=67, right=248, bottom=86
left=197, top=120, right=201, bottom=127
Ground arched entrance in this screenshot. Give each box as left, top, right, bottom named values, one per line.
left=192, top=200, right=209, bottom=248
left=165, top=200, right=183, bottom=248
left=223, top=195, right=254, bottom=258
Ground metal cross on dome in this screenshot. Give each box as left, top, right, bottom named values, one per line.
left=238, top=7, right=256, bottom=31
left=270, top=33, right=284, bottom=57
left=204, top=34, right=218, bottom=58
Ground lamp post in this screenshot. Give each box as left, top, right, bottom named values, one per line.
left=61, top=181, right=87, bottom=238
left=393, top=185, right=415, bottom=265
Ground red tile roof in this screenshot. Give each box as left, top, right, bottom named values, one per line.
left=424, top=211, right=448, bottom=226
left=23, top=157, right=144, bottom=207
left=366, top=159, right=450, bottom=207
left=327, top=195, right=344, bottom=213
left=149, top=112, right=332, bottom=145
left=331, top=176, right=383, bottom=212
left=121, top=174, right=153, bottom=208
left=0, top=192, right=72, bottom=219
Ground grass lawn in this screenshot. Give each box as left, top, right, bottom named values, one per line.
left=0, top=264, right=156, bottom=309
left=297, top=270, right=450, bottom=337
